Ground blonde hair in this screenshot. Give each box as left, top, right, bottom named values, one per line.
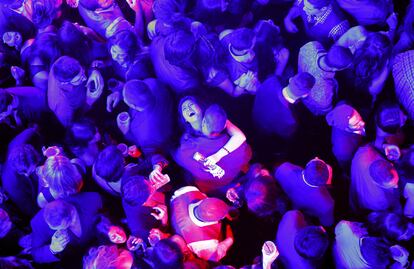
left=43, top=155, right=83, bottom=198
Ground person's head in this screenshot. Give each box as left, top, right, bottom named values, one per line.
left=194, top=197, right=229, bottom=222
left=326, top=103, right=365, bottom=135
left=93, top=145, right=125, bottom=183
left=122, top=80, right=155, bottom=112
left=303, top=0, right=330, bottom=15
left=179, top=96, right=204, bottom=124
left=302, top=157, right=332, bottom=187
left=83, top=245, right=133, bottom=269
left=44, top=199, right=76, bottom=230
left=42, top=155, right=83, bottom=198
left=109, top=30, right=138, bottom=68
left=319, top=45, right=353, bottom=71
left=52, top=56, right=86, bottom=86
left=353, top=33, right=392, bottom=90
left=244, top=175, right=288, bottom=218
left=283, top=72, right=315, bottom=104
left=369, top=159, right=399, bottom=189
left=294, top=226, right=329, bottom=260
left=228, top=28, right=256, bottom=63
left=32, top=0, right=59, bottom=29
left=58, top=21, right=91, bottom=64
left=368, top=212, right=414, bottom=241
left=3, top=31, right=23, bottom=49
left=0, top=208, right=12, bottom=239
left=66, top=119, right=100, bottom=148
left=121, top=175, right=153, bottom=206
left=201, top=104, right=227, bottom=137
left=164, top=30, right=196, bottom=69
left=359, top=237, right=391, bottom=267
left=8, top=144, right=40, bottom=177
left=376, top=102, right=407, bottom=134
left=152, top=239, right=184, bottom=269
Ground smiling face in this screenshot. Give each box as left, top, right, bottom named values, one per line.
left=110, top=45, right=129, bottom=68
left=181, top=99, right=202, bottom=123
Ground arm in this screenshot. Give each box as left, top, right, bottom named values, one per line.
left=204, top=120, right=246, bottom=166
left=283, top=4, right=301, bottom=33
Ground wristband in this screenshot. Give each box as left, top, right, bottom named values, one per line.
left=223, top=147, right=230, bottom=154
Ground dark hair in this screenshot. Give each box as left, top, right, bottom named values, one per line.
left=52, top=56, right=81, bottom=82
left=65, top=119, right=97, bottom=148
left=152, top=239, right=184, bottom=269
left=203, top=104, right=227, bottom=135
left=244, top=175, right=288, bottom=218
left=22, top=32, right=61, bottom=75
left=369, top=159, right=397, bottom=188
left=0, top=256, right=34, bottom=269
left=123, top=80, right=156, bottom=110
left=58, top=21, right=91, bottom=65
left=109, top=30, right=139, bottom=65
left=375, top=102, right=402, bottom=134
left=43, top=199, right=74, bottom=228
left=353, top=33, right=392, bottom=90
left=359, top=237, right=391, bottom=267
left=121, top=175, right=151, bottom=206
left=367, top=212, right=413, bottom=241
left=94, top=145, right=125, bottom=182
left=8, top=144, right=40, bottom=174
left=164, top=30, right=196, bottom=68
left=294, top=226, right=329, bottom=260
left=32, top=0, right=57, bottom=29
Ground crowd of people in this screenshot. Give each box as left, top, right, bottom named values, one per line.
left=0, top=0, right=413, bottom=268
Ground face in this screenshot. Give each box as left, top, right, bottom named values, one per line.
left=108, top=226, right=127, bottom=244
left=110, top=45, right=129, bottom=68
left=48, top=217, right=71, bottom=231
left=303, top=0, right=320, bottom=16
left=181, top=99, right=202, bottom=123
left=347, top=111, right=365, bottom=134
left=3, top=32, right=22, bottom=48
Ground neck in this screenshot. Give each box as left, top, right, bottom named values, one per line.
left=189, top=119, right=202, bottom=132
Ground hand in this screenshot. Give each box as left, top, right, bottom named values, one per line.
left=386, top=12, right=398, bottom=30
left=66, top=0, right=79, bottom=8
left=0, top=105, right=13, bottom=123
left=284, top=17, right=298, bottom=33
left=126, top=0, right=140, bottom=12
left=50, top=229, right=70, bottom=254
left=204, top=153, right=221, bottom=167
left=262, top=241, right=279, bottom=265
left=148, top=228, right=169, bottom=246
left=390, top=245, right=409, bottom=266
left=126, top=235, right=145, bottom=251
left=106, top=91, right=121, bottom=112
left=108, top=225, right=127, bottom=244
left=147, top=20, right=158, bottom=40
left=214, top=241, right=230, bottom=261
left=11, top=66, right=25, bottom=82
left=151, top=204, right=168, bottom=226
left=274, top=47, right=290, bottom=65
left=86, top=69, right=104, bottom=105
left=149, top=165, right=164, bottom=186
left=226, top=188, right=239, bottom=203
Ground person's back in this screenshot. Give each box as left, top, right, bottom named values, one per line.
left=276, top=210, right=322, bottom=269
left=275, top=160, right=334, bottom=226
left=350, top=145, right=400, bottom=212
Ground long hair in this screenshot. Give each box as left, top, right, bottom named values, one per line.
left=353, top=33, right=392, bottom=90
